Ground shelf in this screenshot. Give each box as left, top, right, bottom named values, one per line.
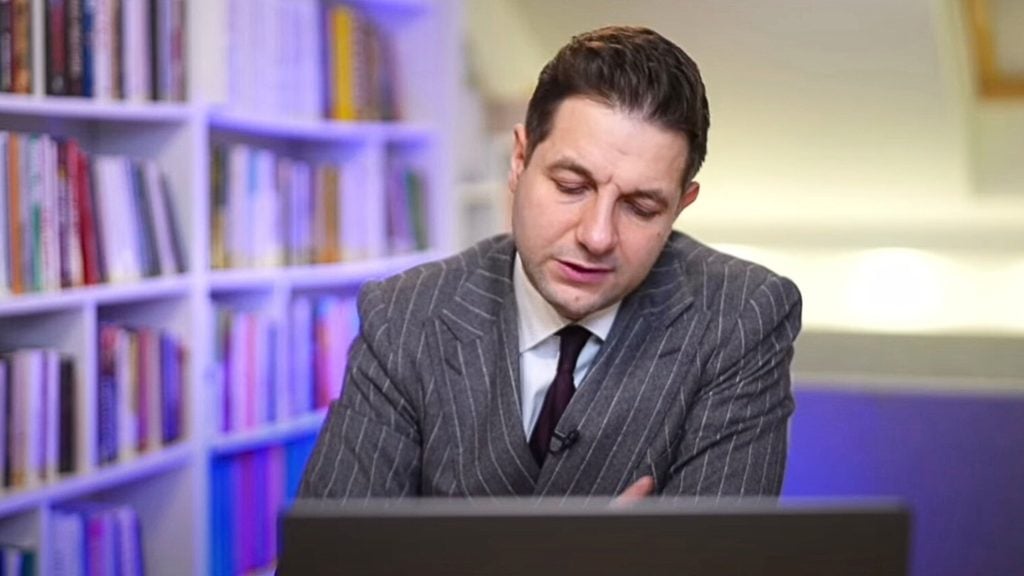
left=0, top=94, right=197, bottom=123
left=208, top=109, right=433, bottom=144
left=286, top=250, right=445, bottom=289
left=0, top=442, right=194, bottom=518
left=209, top=410, right=326, bottom=457
left=347, top=0, right=432, bottom=10
left=0, top=0, right=457, bottom=573
left=90, top=275, right=194, bottom=307
left=0, top=276, right=192, bottom=318
left=208, top=249, right=445, bottom=293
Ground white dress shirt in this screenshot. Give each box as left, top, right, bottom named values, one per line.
left=513, top=254, right=620, bottom=436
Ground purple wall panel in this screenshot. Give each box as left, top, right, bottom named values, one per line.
left=783, top=387, right=1024, bottom=576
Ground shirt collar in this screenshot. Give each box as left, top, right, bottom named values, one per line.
left=513, top=253, right=620, bottom=353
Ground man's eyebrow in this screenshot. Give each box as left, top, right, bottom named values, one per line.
left=626, top=189, right=671, bottom=208
left=548, top=156, right=672, bottom=206
left=547, top=157, right=595, bottom=181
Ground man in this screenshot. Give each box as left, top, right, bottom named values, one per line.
left=299, top=26, right=801, bottom=499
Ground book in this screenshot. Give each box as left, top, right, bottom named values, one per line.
left=158, top=169, right=186, bottom=273
left=58, top=357, right=76, bottom=474
left=6, top=134, right=22, bottom=293
left=46, top=0, right=69, bottom=95
left=66, top=0, right=84, bottom=95
left=0, top=359, right=7, bottom=489
left=11, top=0, right=30, bottom=94
left=42, top=349, right=60, bottom=481
left=97, top=325, right=119, bottom=465
left=72, top=140, right=103, bottom=285
left=130, top=163, right=158, bottom=277
left=160, top=330, right=182, bottom=443
left=0, top=0, right=12, bottom=92
left=0, top=133, right=8, bottom=295
left=326, top=5, right=355, bottom=121
left=62, top=140, right=85, bottom=287
left=209, top=145, right=227, bottom=269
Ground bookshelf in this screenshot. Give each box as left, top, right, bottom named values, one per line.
left=0, top=0, right=460, bottom=574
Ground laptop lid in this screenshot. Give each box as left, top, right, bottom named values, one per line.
left=279, top=498, right=910, bottom=576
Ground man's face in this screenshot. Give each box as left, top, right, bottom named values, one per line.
left=509, top=96, right=700, bottom=321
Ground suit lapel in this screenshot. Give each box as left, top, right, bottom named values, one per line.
left=434, top=239, right=539, bottom=494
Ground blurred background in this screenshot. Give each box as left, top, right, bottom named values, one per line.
left=455, top=2, right=1023, bottom=575
left=0, top=1, right=1019, bottom=574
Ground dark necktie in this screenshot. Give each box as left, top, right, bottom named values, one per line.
left=529, top=325, right=591, bottom=466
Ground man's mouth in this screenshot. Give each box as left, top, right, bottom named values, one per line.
left=557, top=260, right=613, bottom=284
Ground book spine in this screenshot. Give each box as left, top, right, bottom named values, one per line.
left=0, top=359, right=8, bottom=489
left=210, top=145, right=227, bottom=269
left=80, top=0, right=92, bottom=96
left=0, top=0, right=13, bottom=92
left=0, top=133, right=8, bottom=296
left=97, top=325, right=118, bottom=465
left=64, top=140, right=84, bottom=286
left=41, top=349, right=58, bottom=481
left=158, top=169, right=185, bottom=273
left=46, top=0, right=68, bottom=95
left=58, top=356, right=76, bottom=474
left=7, top=134, right=22, bottom=293
left=65, top=0, right=83, bottom=95
left=130, top=162, right=157, bottom=277
left=72, top=142, right=100, bottom=284
left=109, top=0, right=121, bottom=98
left=160, top=330, right=182, bottom=443
left=92, top=0, right=110, bottom=99
left=169, top=0, right=183, bottom=99
left=11, top=0, right=31, bottom=94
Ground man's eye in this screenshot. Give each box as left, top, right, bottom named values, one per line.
left=555, top=181, right=586, bottom=195
left=628, top=202, right=659, bottom=219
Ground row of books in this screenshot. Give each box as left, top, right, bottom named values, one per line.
left=97, top=324, right=185, bottom=467
left=325, top=4, right=398, bottom=121
left=211, top=295, right=358, bottom=435
left=41, top=0, right=187, bottom=100
left=0, top=349, right=76, bottom=491
left=211, top=307, right=278, bottom=434
left=290, top=294, right=357, bottom=412
left=0, top=132, right=187, bottom=296
left=225, top=0, right=398, bottom=121
left=210, top=144, right=365, bottom=270
left=51, top=503, right=144, bottom=576
left=386, top=162, right=429, bottom=254
left=209, top=435, right=315, bottom=576
left=0, top=544, right=35, bottom=576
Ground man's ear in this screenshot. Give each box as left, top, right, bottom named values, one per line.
left=508, top=124, right=528, bottom=193
left=675, top=181, right=700, bottom=217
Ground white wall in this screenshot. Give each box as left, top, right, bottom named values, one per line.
left=462, top=0, right=1024, bottom=342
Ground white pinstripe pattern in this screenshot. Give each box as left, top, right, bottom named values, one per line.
left=298, top=233, right=801, bottom=500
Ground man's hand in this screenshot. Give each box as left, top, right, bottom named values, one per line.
left=612, top=475, right=654, bottom=507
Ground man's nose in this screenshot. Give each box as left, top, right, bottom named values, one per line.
left=576, top=196, right=617, bottom=256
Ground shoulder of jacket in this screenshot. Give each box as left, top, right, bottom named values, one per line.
left=359, top=234, right=514, bottom=320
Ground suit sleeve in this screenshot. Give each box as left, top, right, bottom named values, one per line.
left=659, top=274, right=802, bottom=497
left=298, top=281, right=423, bottom=499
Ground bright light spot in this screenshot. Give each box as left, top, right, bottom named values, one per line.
left=843, top=248, right=950, bottom=332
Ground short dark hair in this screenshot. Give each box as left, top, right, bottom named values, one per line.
left=524, top=26, right=710, bottom=187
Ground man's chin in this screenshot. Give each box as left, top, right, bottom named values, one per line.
left=547, top=292, right=608, bottom=322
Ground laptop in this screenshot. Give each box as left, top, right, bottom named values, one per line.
left=279, top=498, right=910, bottom=576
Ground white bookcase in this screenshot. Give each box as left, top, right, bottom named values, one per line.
left=0, top=0, right=460, bottom=574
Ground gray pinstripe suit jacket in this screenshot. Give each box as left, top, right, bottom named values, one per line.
left=299, top=232, right=801, bottom=499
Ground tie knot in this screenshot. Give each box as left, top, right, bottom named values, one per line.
left=556, top=325, right=591, bottom=374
